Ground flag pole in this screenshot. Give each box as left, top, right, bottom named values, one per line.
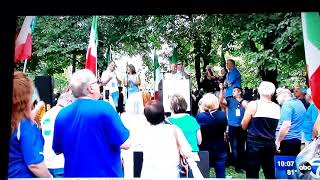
left=23, top=59, right=28, bottom=73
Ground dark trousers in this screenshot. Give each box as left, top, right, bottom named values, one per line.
left=200, top=143, right=227, bottom=178
left=246, top=138, right=276, bottom=179
left=280, top=138, right=301, bottom=156
left=228, top=125, right=247, bottom=170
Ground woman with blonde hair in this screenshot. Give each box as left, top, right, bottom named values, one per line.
left=8, top=71, right=52, bottom=178
left=195, top=93, right=228, bottom=178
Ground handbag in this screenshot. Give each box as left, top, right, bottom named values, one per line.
left=178, top=151, right=189, bottom=177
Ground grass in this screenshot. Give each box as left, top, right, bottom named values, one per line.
left=209, top=166, right=265, bottom=179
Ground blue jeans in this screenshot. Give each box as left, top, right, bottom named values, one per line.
left=49, top=168, right=64, bottom=178
left=228, top=125, right=247, bottom=170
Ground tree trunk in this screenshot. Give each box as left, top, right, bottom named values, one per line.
left=72, top=55, right=76, bottom=73
left=202, top=32, right=211, bottom=72
left=259, top=68, right=278, bottom=88
left=194, top=37, right=202, bottom=89
left=220, top=34, right=231, bottom=68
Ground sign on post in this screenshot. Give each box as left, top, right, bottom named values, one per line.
left=162, top=79, right=191, bottom=113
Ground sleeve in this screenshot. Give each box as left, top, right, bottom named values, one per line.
left=103, top=103, right=130, bottom=146
left=191, top=116, right=200, bottom=132
left=20, top=120, right=44, bottom=165
left=52, top=112, right=63, bottom=154
left=229, top=69, right=241, bottom=84
left=303, top=108, right=311, bottom=134
left=280, top=103, right=293, bottom=122
left=101, top=70, right=109, bottom=83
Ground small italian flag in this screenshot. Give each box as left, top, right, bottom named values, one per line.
left=153, top=49, right=161, bottom=100
left=15, top=16, right=36, bottom=63
left=301, top=12, right=320, bottom=109
left=85, top=16, right=98, bottom=76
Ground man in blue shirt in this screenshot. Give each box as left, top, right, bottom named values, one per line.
left=275, top=88, right=306, bottom=156
left=219, top=85, right=248, bottom=173
left=53, top=69, right=131, bottom=177
left=224, top=59, right=241, bottom=97
left=303, top=88, right=319, bottom=145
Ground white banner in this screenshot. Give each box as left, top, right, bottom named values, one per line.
left=162, top=79, right=191, bottom=112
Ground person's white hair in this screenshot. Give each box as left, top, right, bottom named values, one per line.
left=258, top=81, right=276, bottom=96
left=70, top=69, right=96, bottom=98
left=125, top=92, right=144, bottom=114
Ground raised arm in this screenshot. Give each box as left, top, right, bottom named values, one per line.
left=241, top=101, right=256, bottom=130
left=219, top=83, right=227, bottom=107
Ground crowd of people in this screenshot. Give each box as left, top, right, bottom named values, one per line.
left=8, top=58, right=320, bottom=179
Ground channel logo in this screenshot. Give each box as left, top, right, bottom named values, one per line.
left=299, top=158, right=320, bottom=178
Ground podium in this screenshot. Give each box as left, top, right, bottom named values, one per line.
left=159, top=78, right=191, bottom=113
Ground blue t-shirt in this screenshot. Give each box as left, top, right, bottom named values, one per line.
left=8, top=118, right=44, bottom=178
left=168, top=114, right=200, bottom=152
left=224, top=68, right=241, bottom=97
left=226, top=97, right=245, bottom=126
left=303, top=103, right=319, bottom=141
left=53, top=99, right=129, bottom=177
left=276, top=98, right=306, bottom=140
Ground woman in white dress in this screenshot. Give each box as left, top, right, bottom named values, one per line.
left=121, top=92, right=149, bottom=178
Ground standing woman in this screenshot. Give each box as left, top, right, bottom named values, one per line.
left=168, top=94, right=202, bottom=152
left=123, top=64, right=141, bottom=98
left=8, top=71, right=52, bottom=178
left=195, top=93, right=228, bottom=178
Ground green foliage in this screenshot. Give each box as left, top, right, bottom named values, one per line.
left=16, top=13, right=307, bottom=90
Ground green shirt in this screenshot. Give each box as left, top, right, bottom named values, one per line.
left=168, top=114, right=200, bottom=152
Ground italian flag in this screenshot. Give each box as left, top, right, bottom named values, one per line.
left=85, top=16, right=98, bottom=76
left=153, top=49, right=161, bottom=100
left=302, top=12, right=320, bottom=109
left=15, top=16, right=36, bottom=63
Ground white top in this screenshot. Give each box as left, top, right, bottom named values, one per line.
left=140, top=124, right=180, bottom=178
left=101, top=69, right=119, bottom=93
left=40, top=105, right=65, bottom=169
left=253, top=100, right=281, bottom=120
left=121, top=113, right=150, bottom=178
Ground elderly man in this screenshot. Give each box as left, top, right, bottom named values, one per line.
left=52, top=69, right=130, bottom=177
left=241, top=81, right=280, bottom=179
left=275, top=88, right=306, bottom=156
left=224, top=59, right=241, bottom=98
left=175, top=61, right=190, bottom=79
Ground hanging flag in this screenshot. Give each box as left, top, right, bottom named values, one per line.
left=85, top=16, right=98, bottom=76
left=15, top=16, right=37, bottom=63
left=153, top=49, right=161, bottom=100
left=169, top=47, right=178, bottom=64
left=301, top=12, right=320, bottom=109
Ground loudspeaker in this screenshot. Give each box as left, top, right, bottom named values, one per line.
left=34, top=76, right=54, bottom=106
